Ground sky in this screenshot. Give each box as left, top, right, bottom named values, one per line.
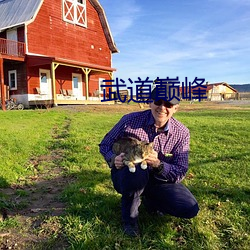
left=99, top=0, right=250, bottom=86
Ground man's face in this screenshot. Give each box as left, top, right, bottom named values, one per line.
left=149, top=99, right=179, bottom=126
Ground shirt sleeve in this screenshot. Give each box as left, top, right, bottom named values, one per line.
left=153, top=129, right=190, bottom=183
left=99, top=115, right=127, bottom=166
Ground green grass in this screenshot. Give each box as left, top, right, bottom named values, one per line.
left=0, top=110, right=68, bottom=185
left=0, top=106, right=249, bottom=249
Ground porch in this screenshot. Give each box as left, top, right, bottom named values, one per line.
left=28, top=86, right=114, bottom=107
left=0, top=38, right=26, bottom=110
left=28, top=98, right=114, bottom=107
left=0, top=38, right=25, bottom=58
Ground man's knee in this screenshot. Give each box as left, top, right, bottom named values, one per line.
left=178, top=202, right=199, bottom=219
left=112, top=167, right=149, bottom=194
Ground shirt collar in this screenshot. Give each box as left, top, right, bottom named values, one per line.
left=147, top=111, right=171, bottom=133
left=164, top=122, right=170, bottom=132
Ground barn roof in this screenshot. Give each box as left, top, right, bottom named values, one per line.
left=180, top=82, right=238, bottom=93
left=89, top=0, right=118, bottom=53
left=0, top=0, right=118, bottom=53
left=0, top=0, right=42, bottom=31
left=206, top=82, right=238, bottom=92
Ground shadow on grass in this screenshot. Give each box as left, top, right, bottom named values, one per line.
left=61, top=168, right=210, bottom=249
left=0, top=177, right=9, bottom=189
left=189, top=180, right=250, bottom=209
left=189, top=152, right=249, bottom=166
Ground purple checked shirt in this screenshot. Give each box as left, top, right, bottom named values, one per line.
left=99, top=109, right=190, bottom=183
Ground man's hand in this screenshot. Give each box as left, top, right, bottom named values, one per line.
left=114, top=153, right=125, bottom=169
left=146, top=150, right=161, bottom=168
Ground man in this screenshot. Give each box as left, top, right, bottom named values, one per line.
left=99, top=87, right=199, bottom=237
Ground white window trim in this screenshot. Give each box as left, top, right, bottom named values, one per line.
left=63, top=0, right=87, bottom=27
left=8, top=70, right=17, bottom=90
left=94, top=78, right=106, bottom=99
left=98, top=78, right=105, bottom=94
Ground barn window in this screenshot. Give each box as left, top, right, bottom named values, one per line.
left=8, top=70, right=17, bottom=90
left=99, top=78, right=105, bottom=93
left=63, top=0, right=87, bottom=27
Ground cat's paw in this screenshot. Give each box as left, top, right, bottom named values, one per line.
left=140, top=163, right=147, bottom=170
left=129, top=167, right=136, bottom=173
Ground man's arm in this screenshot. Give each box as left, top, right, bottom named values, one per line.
left=99, top=115, right=127, bottom=167
left=147, top=131, right=190, bottom=183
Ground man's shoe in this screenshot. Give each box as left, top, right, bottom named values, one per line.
left=123, top=223, right=140, bottom=237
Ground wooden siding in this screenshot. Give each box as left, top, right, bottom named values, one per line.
left=88, top=74, right=107, bottom=97
left=4, top=62, right=27, bottom=95
left=26, top=64, right=47, bottom=94
left=17, top=27, right=25, bottom=43
left=207, top=85, right=236, bottom=95
left=26, top=0, right=111, bottom=68
left=54, top=66, right=87, bottom=95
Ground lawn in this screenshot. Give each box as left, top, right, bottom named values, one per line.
left=0, top=103, right=249, bottom=249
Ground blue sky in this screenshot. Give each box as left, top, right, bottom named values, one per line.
left=99, top=0, right=250, bottom=86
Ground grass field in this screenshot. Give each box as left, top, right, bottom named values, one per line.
left=0, top=102, right=249, bottom=249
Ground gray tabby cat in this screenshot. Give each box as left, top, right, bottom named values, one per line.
left=112, top=137, right=154, bottom=173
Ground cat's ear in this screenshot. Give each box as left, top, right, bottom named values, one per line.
left=146, top=142, right=154, bottom=147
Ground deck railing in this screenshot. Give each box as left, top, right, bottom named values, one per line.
left=0, top=38, right=25, bottom=57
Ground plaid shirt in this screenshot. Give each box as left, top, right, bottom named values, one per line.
left=99, top=109, right=190, bottom=183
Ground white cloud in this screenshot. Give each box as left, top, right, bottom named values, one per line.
left=101, top=0, right=141, bottom=37
left=103, top=0, right=250, bottom=83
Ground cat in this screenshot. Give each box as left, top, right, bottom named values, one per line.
left=112, top=137, right=154, bottom=173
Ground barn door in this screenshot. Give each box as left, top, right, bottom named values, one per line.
left=39, top=69, right=52, bottom=99
left=6, top=29, right=18, bottom=55
left=72, top=73, right=82, bottom=98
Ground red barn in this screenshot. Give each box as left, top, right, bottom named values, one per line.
left=0, top=0, right=118, bottom=109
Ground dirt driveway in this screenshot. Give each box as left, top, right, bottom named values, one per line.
left=54, top=100, right=250, bottom=113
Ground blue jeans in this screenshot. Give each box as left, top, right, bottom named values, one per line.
left=111, top=166, right=199, bottom=225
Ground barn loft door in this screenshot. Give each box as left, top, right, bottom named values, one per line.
left=7, top=29, right=18, bottom=55
left=63, top=0, right=87, bottom=27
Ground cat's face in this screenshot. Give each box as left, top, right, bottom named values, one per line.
left=140, top=142, right=154, bottom=158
